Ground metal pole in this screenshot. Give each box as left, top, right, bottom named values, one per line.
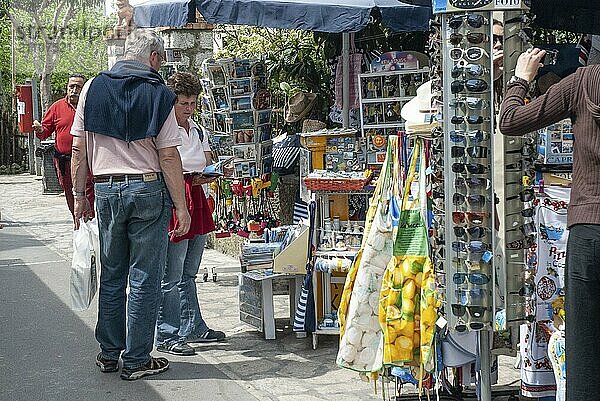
left=479, top=330, right=492, bottom=401
left=11, top=22, right=17, bottom=112
left=31, top=79, right=42, bottom=175
left=341, top=32, right=350, bottom=129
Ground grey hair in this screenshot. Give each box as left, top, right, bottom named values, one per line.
left=124, top=29, right=164, bottom=62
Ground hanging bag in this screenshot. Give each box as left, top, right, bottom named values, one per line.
left=379, top=138, right=437, bottom=371
left=337, top=136, right=400, bottom=373
left=70, top=218, right=100, bottom=311
left=293, top=201, right=317, bottom=332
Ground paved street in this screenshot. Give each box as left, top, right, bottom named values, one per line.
left=0, top=174, right=523, bottom=401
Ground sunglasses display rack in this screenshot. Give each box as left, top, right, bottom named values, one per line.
left=200, top=58, right=274, bottom=178
left=357, top=54, right=429, bottom=174
left=500, top=10, right=538, bottom=327
left=440, top=11, right=497, bottom=334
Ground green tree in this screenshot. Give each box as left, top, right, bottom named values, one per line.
left=8, top=0, right=109, bottom=112
left=14, top=9, right=112, bottom=104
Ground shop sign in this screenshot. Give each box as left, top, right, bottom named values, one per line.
left=370, top=51, right=419, bottom=73
left=433, top=0, right=529, bottom=13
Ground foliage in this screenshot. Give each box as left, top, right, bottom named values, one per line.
left=0, top=18, right=11, bottom=105
left=8, top=0, right=108, bottom=110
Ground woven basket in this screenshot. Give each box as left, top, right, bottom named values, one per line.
left=304, top=176, right=370, bottom=191
left=302, top=119, right=327, bottom=133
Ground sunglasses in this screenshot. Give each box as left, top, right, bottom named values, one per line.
left=505, top=159, right=535, bottom=172
left=504, top=13, right=535, bottom=25
left=452, top=240, right=489, bottom=254
left=506, top=144, right=536, bottom=157
left=455, top=288, right=489, bottom=304
left=509, top=283, right=535, bottom=297
left=451, top=63, right=488, bottom=78
left=449, top=129, right=488, bottom=144
left=452, top=211, right=486, bottom=226
left=506, top=235, right=536, bottom=250
left=455, top=176, right=491, bottom=190
left=506, top=188, right=535, bottom=202
left=448, top=14, right=488, bottom=29
left=451, top=162, right=487, bottom=174
left=451, top=145, right=489, bottom=159
left=449, top=97, right=490, bottom=110
left=449, top=47, right=490, bottom=62
left=451, top=79, right=489, bottom=94
left=454, top=226, right=489, bottom=239
left=449, top=32, right=488, bottom=46
left=453, top=271, right=490, bottom=285
left=451, top=115, right=489, bottom=125
left=452, top=193, right=486, bottom=207
left=521, top=207, right=535, bottom=217
left=451, top=304, right=489, bottom=318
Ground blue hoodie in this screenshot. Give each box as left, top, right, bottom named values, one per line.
left=84, top=60, right=176, bottom=142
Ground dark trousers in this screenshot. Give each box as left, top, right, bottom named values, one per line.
left=53, top=155, right=94, bottom=220
left=565, top=224, right=600, bottom=401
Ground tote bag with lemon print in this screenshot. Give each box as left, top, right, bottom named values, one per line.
left=337, top=136, right=401, bottom=373
left=379, top=138, right=437, bottom=371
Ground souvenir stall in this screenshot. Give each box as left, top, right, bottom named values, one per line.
left=199, top=58, right=279, bottom=238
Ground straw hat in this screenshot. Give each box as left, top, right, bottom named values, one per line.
left=302, top=119, right=326, bottom=133
left=285, top=92, right=317, bottom=123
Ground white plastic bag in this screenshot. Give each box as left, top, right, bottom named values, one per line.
left=70, top=218, right=100, bottom=311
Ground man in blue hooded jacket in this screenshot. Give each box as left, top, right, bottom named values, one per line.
left=70, top=29, right=191, bottom=381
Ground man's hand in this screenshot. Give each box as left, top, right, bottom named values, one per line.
left=32, top=120, right=42, bottom=135
left=73, top=197, right=92, bottom=230
left=191, top=175, right=217, bottom=186
left=171, top=207, right=191, bottom=237
left=515, top=48, right=546, bottom=82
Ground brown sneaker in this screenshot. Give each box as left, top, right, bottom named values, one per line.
left=120, top=357, right=169, bottom=381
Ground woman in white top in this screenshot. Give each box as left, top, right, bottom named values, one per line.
left=155, top=72, right=225, bottom=356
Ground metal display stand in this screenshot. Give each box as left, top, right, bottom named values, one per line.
left=434, top=2, right=530, bottom=400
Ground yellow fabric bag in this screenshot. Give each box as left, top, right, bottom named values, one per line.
left=379, top=139, right=437, bottom=370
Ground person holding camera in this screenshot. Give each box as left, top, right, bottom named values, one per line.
left=499, top=47, right=600, bottom=401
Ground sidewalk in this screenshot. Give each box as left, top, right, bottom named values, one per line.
left=0, top=174, right=523, bottom=400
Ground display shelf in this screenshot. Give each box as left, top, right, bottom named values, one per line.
left=314, top=249, right=358, bottom=257
left=361, top=96, right=414, bottom=104
left=362, top=123, right=406, bottom=129
left=311, top=188, right=374, bottom=195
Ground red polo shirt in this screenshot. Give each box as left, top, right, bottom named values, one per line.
left=36, top=97, right=77, bottom=155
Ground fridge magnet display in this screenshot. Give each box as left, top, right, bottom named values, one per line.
left=207, top=65, right=227, bottom=86
left=233, top=144, right=256, bottom=160
left=253, top=89, right=271, bottom=110
left=235, top=161, right=257, bottom=178
left=230, top=111, right=254, bottom=129
left=211, top=87, right=229, bottom=110
left=233, top=60, right=252, bottom=78
left=231, top=96, right=252, bottom=112
left=256, top=109, right=271, bottom=125
left=257, top=124, right=272, bottom=141
left=233, top=128, right=255, bottom=144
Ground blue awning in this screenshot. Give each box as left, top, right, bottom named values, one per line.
left=133, top=0, right=432, bottom=32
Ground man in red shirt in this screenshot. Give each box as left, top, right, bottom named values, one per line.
left=33, top=74, right=94, bottom=220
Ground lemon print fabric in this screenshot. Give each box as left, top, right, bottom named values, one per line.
left=379, top=255, right=436, bottom=367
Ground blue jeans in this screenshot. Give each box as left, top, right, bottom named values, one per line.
left=94, top=178, right=172, bottom=369
left=156, top=234, right=209, bottom=345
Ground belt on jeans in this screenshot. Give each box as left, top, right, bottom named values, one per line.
left=94, top=172, right=162, bottom=183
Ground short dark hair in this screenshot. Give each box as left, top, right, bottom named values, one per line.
left=167, top=72, right=202, bottom=97
left=493, top=19, right=503, bottom=27
left=69, top=73, right=87, bottom=81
